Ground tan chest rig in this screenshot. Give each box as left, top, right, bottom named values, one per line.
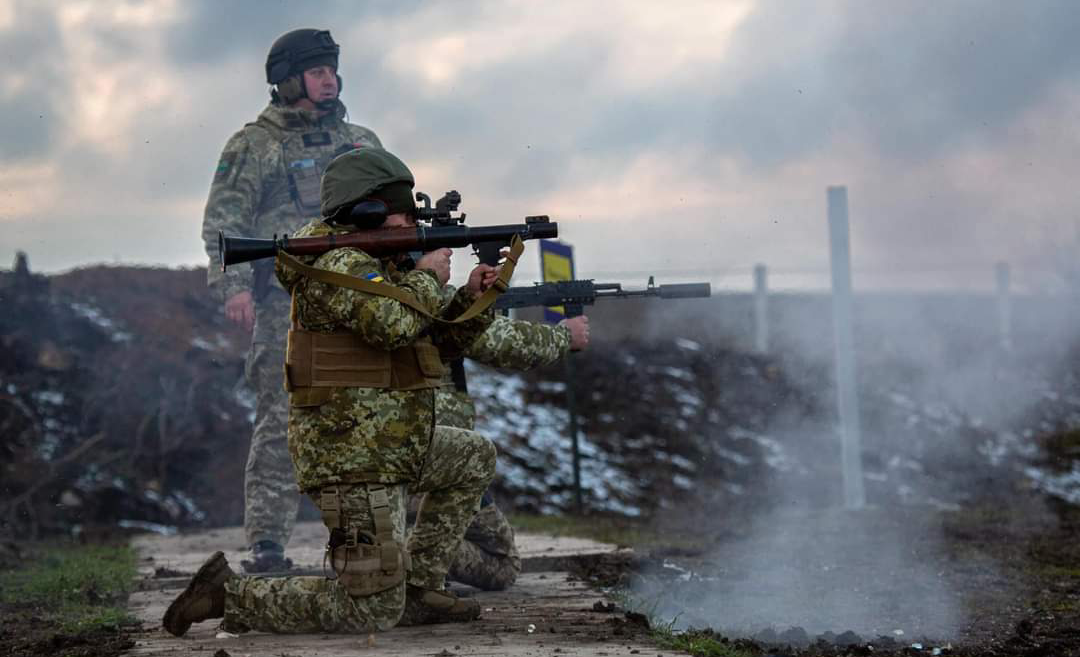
left=284, top=296, right=446, bottom=408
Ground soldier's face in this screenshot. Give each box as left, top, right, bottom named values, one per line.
left=302, top=65, right=339, bottom=103
left=382, top=213, right=416, bottom=229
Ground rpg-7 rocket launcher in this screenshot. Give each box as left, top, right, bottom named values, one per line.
left=218, top=190, right=556, bottom=271
left=495, top=277, right=712, bottom=316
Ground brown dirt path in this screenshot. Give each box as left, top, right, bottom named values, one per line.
left=127, top=522, right=671, bottom=657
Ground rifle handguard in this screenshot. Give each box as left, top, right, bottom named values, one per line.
left=657, top=283, right=712, bottom=299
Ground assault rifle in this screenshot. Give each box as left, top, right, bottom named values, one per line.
left=495, top=277, right=712, bottom=317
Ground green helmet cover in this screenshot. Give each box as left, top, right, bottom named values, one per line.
left=321, top=148, right=415, bottom=218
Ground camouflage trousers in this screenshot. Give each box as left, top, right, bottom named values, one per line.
left=223, top=424, right=495, bottom=633
left=434, top=389, right=520, bottom=590
left=451, top=503, right=521, bottom=590
left=405, top=493, right=520, bottom=591
left=243, top=291, right=299, bottom=548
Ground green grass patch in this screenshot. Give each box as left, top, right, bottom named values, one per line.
left=653, top=626, right=759, bottom=657
left=612, top=588, right=759, bottom=657
left=0, top=543, right=139, bottom=632
left=1037, top=564, right=1080, bottom=580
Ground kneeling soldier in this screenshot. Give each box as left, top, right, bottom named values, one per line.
left=164, top=147, right=501, bottom=635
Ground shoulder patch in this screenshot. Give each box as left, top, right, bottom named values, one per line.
left=213, top=152, right=236, bottom=183
left=364, top=272, right=385, bottom=283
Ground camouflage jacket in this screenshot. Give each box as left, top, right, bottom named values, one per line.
left=435, top=285, right=571, bottom=429
left=202, top=101, right=382, bottom=302
left=274, top=222, right=495, bottom=490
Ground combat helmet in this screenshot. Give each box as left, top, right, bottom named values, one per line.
left=321, top=148, right=416, bottom=228
left=266, top=28, right=341, bottom=107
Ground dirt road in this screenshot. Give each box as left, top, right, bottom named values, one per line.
left=127, top=522, right=666, bottom=657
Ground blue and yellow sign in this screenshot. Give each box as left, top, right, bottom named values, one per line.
left=539, top=239, right=574, bottom=323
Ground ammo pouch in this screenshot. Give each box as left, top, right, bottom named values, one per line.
left=319, top=484, right=410, bottom=597
left=284, top=329, right=445, bottom=407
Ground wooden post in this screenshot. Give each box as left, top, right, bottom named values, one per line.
left=827, top=186, right=866, bottom=509
left=996, top=262, right=1012, bottom=352
left=753, top=264, right=769, bottom=354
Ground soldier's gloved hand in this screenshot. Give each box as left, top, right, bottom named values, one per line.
left=561, top=315, right=590, bottom=351
left=225, top=291, right=255, bottom=333
left=466, top=264, right=499, bottom=297
left=416, top=248, right=452, bottom=285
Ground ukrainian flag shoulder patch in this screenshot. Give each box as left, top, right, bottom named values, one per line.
left=364, top=272, right=385, bottom=283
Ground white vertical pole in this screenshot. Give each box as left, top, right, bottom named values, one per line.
left=827, top=186, right=865, bottom=509
left=753, top=264, right=769, bottom=353
left=996, top=262, right=1012, bottom=352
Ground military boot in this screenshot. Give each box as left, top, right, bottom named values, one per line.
left=163, top=551, right=235, bottom=637
left=240, top=539, right=293, bottom=573
left=396, top=584, right=481, bottom=626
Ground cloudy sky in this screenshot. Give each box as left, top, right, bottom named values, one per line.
left=1, top=0, right=1079, bottom=290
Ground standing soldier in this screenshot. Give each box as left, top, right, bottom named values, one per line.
left=167, top=147, right=504, bottom=635
left=200, top=29, right=382, bottom=572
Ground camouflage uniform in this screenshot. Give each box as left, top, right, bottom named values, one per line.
left=221, top=220, right=497, bottom=633
left=435, top=314, right=571, bottom=590
left=200, top=101, right=381, bottom=551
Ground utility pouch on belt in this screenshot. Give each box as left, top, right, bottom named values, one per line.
left=319, top=485, right=410, bottom=597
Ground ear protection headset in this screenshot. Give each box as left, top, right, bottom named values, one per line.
left=327, top=199, right=391, bottom=229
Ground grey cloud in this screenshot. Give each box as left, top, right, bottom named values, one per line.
left=166, top=0, right=424, bottom=66
left=374, top=35, right=612, bottom=196
left=0, top=94, right=59, bottom=161
left=821, top=1, right=1080, bottom=158
left=559, top=1, right=1080, bottom=172
left=722, top=1, right=1080, bottom=164
left=0, top=3, right=64, bottom=162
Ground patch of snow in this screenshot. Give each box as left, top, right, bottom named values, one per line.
left=714, top=447, right=752, bottom=467
left=70, top=301, right=132, bottom=343
left=33, top=390, right=65, bottom=406
left=669, top=453, right=697, bottom=471
left=118, top=519, right=177, bottom=536
left=655, top=366, right=696, bottom=382
left=723, top=481, right=745, bottom=495
left=172, top=491, right=207, bottom=522
left=190, top=336, right=215, bottom=350
left=675, top=337, right=702, bottom=352
left=1025, top=464, right=1080, bottom=504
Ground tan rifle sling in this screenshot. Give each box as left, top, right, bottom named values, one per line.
left=275, top=233, right=523, bottom=324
